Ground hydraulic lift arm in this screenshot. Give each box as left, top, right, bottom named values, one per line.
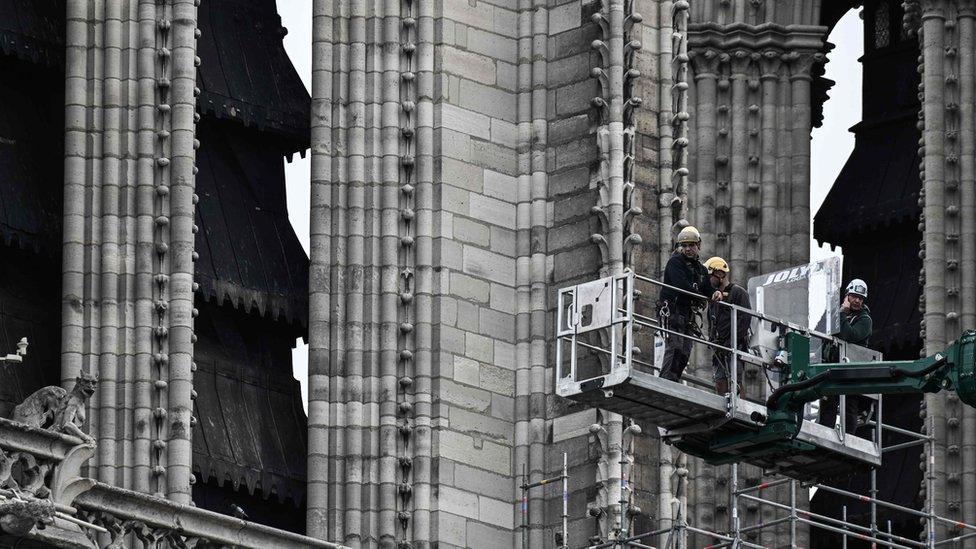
left=684, top=330, right=976, bottom=466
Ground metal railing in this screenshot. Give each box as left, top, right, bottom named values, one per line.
left=557, top=272, right=955, bottom=548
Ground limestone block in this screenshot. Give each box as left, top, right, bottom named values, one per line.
left=440, top=184, right=470, bottom=216
left=439, top=430, right=511, bottom=475
left=549, top=0, right=582, bottom=35
left=489, top=226, right=516, bottom=257
left=442, top=47, right=497, bottom=85
left=434, top=511, right=467, bottom=547
left=470, top=194, right=516, bottom=228
left=454, top=354, right=481, bottom=387
left=480, top=362, right=515, bottom=396
left=463, top=246, right=516, bottom=286
left=467, top=522, right=511, bottom=549
left=439, top=485, right=480, bottom=520
left=443, top=0, right=493, bottom=28
left=450, top=272, right=490, bottom=303
left=439, top=103, right=492, bottom=140
left=483, top=170, right=517, bottom=202
left=492, top=7, right=518, bottom=38
left=439, top=379, right=491, bottom=413
left=439, top=324, right=467, bottom=355
left=491, top=393, right=515, bottom=422
left=459, top=80, right=517, bottom=123
left=466, top=28, right=518, bottom=62
left=490, top=118, right=518, bottom=149
left=489, top=283, right=516, bottom=315
left=552, top=408, right=599, bottom=443
left=496, top=61, right=517, bottom=92
left=479, top=307, right=515, bottom=343
left=454, top=217, right=491, bottom=247
left=457, top=300, right=480, bottom=333
left=451, top=407, right=513, bottom=443
left=479, top=495, right=514, bottom=529
left=454, top=462, right=513, bottom=500
left=465, top=332, right=494, bottom=363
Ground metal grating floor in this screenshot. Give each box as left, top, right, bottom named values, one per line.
left=567, top=370, right=881, bottom=481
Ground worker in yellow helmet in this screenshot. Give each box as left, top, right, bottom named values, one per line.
left=658, top=226, right=722, bottom=382
left=705, top=257, right=752, bottom=396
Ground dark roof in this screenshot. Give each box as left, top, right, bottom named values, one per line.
left=195, top=119, right=309, bottom=330
left=0, top=0, right=63, bottom=68
left=196, top=0, right=310, bottom=152
left=840, top=234, right=922, bottom=355
left=813, top=115, right=920, bottom=245
left=0, top=56, right=64, bottom=255
left=192, top=302, right=308, bottom=506
left=192, top=358, right=307, bottom=506
left=0, top=0, right=310, bottom=153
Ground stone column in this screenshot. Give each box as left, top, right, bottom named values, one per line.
left=913, top=0, right=976, bottom=539
left=61, top=0, right=200, bottom=500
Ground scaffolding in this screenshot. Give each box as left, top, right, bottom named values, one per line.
left=552, top=272, right=976, bottom=548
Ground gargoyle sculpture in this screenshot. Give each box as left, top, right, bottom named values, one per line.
left=12, top=372, right=98, bottom=445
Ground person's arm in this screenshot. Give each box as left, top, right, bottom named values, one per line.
left=732, top=286, right=752, bottom=343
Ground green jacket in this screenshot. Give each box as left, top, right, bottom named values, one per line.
left=822, top=304, right=872, bottom=363
left=839, top=304, right=872, bottom=348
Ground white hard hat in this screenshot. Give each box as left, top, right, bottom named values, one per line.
left=845, top=279, right=867, bottom=299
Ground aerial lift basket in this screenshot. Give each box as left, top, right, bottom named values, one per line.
left=554, top=273, right=882, bottom=481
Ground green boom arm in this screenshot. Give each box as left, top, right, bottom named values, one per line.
left=761, top=330, right=976, bottom=443
left=694, top=330, right=976, bottom=465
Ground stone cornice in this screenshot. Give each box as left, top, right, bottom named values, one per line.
left=689, top=22, right=827, bottom=53
left=75, top=484, right=350, bottom=548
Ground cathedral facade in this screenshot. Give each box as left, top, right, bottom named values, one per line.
left=1, top=0, right=973, bottom=548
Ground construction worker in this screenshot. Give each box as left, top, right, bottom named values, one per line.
left=819, top=278, right=873, bottom=433
left=658, top=226, right=722, bottom=382
left=705, top=257, right=752, bottom=396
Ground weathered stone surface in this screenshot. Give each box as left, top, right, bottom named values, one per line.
left=467, top=522, right=512, bottom=549
left=453, top=462, right=513, bottom=501
left=454, top=355, right=481, bottom=387
left=489, top=283, right=516, bottom=315
left=450, top=272, right=490, bottom=303
left=454, top=217, right=491, bottom=247
left=479, top=495, right=514, bottom=529
left=465, top=332, right=494, bottom=363
left=439, top=379, right=491, bottom=413
left=549, top=0, right=582, bottom=36
left=463, top=246, right=516, bottom=286
left=439, top=430, right=511, bottom=475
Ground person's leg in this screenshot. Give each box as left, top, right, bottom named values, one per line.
left=819, top=396, right=839, bottom=428
left=660, top=314, right=689, bottom=381
left=844, top=395, right=862, bottom=435
left=713, top=351, right=728, bottom=394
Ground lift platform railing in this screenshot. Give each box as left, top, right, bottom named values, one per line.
left=555, top=271, right=882, bottom=454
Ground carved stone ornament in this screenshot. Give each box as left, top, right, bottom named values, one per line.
left=0, top=372, right=98, bottom=537
left=13, top=371, right=98, bottom=445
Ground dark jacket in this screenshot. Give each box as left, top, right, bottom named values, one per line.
left=659, top=251, right=713, bottom=311
left=708, top=283, right=752, bottom=347
left=839, top=304, right=872, bottom=347
left=822, top=304, right=872, bottom=362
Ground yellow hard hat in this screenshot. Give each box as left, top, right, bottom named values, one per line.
left=676, top=225, right=701, bottom=244
left=704, top=256, right=730, bottom=274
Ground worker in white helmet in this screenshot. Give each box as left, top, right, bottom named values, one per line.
left=819, top=278, right=874, bottom=433
left=658, top=226, right=722, bottom=382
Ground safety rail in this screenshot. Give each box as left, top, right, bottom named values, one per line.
left=555, top=271, right=884, bottom=479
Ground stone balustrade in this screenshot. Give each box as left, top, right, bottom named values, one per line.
left=0, top=418, right=347, bottom=548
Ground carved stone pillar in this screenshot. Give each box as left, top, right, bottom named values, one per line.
left=61, top=0, right=200, bottom=501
